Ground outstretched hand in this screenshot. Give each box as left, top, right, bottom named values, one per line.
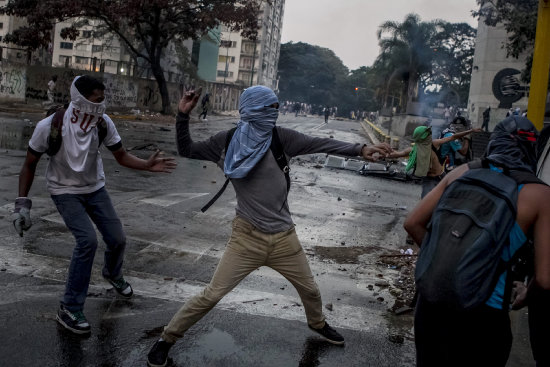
left=146, top=150, right=177, bottom=173
left=361, top=143, right=393, bottom=162
left=179, top=87, right=203, bottom=114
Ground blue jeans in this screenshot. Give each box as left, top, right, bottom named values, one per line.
left=51, top=187, right=126, bottom=312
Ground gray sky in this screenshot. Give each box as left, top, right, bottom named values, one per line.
left=281, top=0, right=479, bottom=70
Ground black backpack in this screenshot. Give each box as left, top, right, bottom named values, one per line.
left=415, top=159, right=545, bottom=310
left=200, top=127, right=290, bottom=212
left=45, top=107, right=108, bottom=156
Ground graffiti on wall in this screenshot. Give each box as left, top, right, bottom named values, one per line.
left=103, top=74, right=138, bottom=108
left=492, top=68, right=528, bottom=108
left=138, top=82, right=181, bottom=111
left=0, top=66, right=26, bottom=100
left=25, top=68, right=76, bottom=104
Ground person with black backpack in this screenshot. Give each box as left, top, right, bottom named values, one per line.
left=11, top=75, right=176, bottom=335
left=403, top=116, right=550, bottom=367
left=146, top=85, right=393, bottom=367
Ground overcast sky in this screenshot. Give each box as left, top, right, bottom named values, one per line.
left=280, top=0, right=479, bottom=70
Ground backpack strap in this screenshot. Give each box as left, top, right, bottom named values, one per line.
left=46, top=109, right=66, bottom=156
left=46, top=108, right=109, bottom=156
left=200, top=126, right=290, bottom=213
left=200, top=127, right=238, bottom=213
left=467, top=158, right=486, bottom=170
left=270, top=127, right=291, bottom=192
left=97, top=119, right=108, bottom=147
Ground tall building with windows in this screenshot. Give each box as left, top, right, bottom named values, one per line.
left=0, top=4, right=50, bottom=64
left=51, top=19, right=134, bottom=75
left=216, top=0, right=285, bottom=90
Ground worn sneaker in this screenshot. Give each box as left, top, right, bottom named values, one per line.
left=147, top=339, right=173, bottom=367
left=56, top=305, right=91, bottom=334
left=104, top=275, right=133, bottom=298
left=309, top=322, right=345, bottom=345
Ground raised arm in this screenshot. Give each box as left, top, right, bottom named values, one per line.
left=175, top=88, right=227, bottom=162
left=277, top=126, right=392, bottom=161
left=433, top=128, right=482, bottom=148
left=387, top=147, right=413, bottom=159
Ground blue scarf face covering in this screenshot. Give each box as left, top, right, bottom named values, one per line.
left=224, top=86, right=279, bottom=178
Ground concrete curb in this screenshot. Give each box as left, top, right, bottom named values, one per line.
left=360, top=119, right=400, bottom=149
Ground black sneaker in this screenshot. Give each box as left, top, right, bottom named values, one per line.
left=104, top=275, right=133, bottom=298
left=56, top=306, right=91, bottom=334
left=309, top=322, right=345, bottom=345
left=147, top=339, right=173, bottom=367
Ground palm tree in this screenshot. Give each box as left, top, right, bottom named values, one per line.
left=376, top=14, right=442, bottom=112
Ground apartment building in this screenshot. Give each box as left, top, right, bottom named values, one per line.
left=216, top=0, right=285, bottom=90
left=0, top=2, right=50, bottom=65
left=51, top=19, right=136, bottom=76
left=51, top=19, right=217, bottom=83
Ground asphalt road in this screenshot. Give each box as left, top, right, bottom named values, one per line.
left=0, top=111, right=534, bottom=366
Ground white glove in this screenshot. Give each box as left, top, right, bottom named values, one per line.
left=12, top=197, right=32, bottom=237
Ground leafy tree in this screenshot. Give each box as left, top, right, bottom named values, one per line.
left=427, top=22, right=476, bottom=105
left=278, top=42, right=349, bottom=107
left=472, top=0, right=538, bottom=81
left=1, top=0, right=261, bottom=114
left=376, top=14, right=442, bottom=111
left=374, top=15, right=476, bottom=110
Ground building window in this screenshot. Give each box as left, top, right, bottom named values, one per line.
left=220, top=40, right=236, bottom=48
left=0, top=22, right=3, bottom=29
left=92, top=45, right=102, bottom=52
left=59, top=55, right=71, bottom=65
left=60, top=42, right=73, bottom=50
left=218, top=55, right=235, bottom=63
left=75, top=56, right=89, bottom=64
left=81, top=30, right=92, bottom=38
left=217, top=70, right=233, bottom=77
left=104, top=59, right=117, bottom=67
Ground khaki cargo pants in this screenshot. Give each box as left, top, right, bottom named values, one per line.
left=161, top=216, right=326, bottom=343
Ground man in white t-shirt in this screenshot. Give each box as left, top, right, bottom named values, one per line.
left=42, top=75, right=57, bottom=107
left=12, top=75, right=176, bottom=335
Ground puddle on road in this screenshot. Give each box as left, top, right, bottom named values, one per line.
left=180, top=328, right=242, bottom=364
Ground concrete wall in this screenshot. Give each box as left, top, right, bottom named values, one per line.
left=0, top=63, right=27, bottom=102
left=467, top=18, right=530, bottom=130
left=1, top=62, right=242, bottom=113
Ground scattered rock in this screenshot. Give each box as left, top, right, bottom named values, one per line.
left=388, top=334, right=404, bottom=344
left=325, top=303, right=333, bottom=311
left=374, top=280, right=389, bottom=287
left=337, top=197, right=342, bottom=201
left=164, top=277, right=173, bottom=281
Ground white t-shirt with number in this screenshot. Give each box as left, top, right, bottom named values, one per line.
left=28, top=114, right=121, bottom=195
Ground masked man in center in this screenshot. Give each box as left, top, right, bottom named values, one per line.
left=147, top=85, right=393, bottom=367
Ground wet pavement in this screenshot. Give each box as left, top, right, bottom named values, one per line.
left=0, top=111, right=534, bottom=366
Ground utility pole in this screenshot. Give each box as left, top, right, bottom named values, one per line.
left=527, top=0, right=550, bottom=130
